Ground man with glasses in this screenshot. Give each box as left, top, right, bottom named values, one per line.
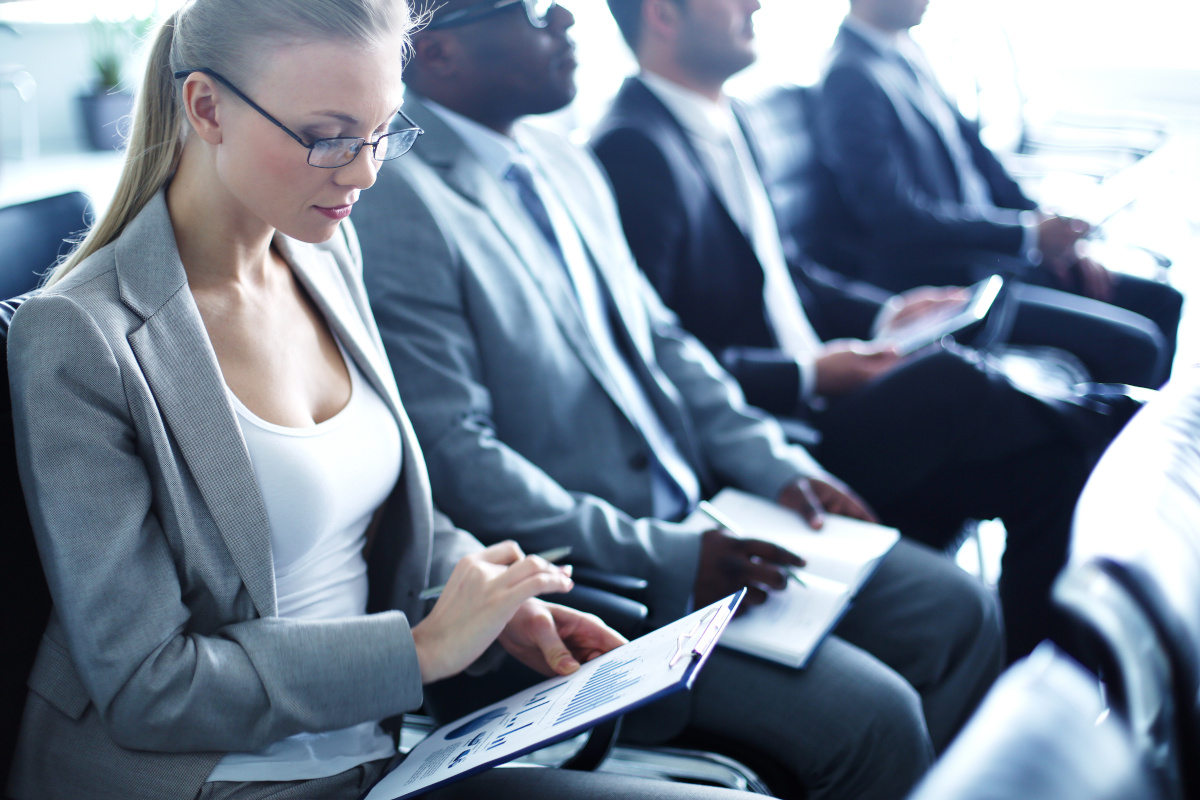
left=352, top=3, right=1003, bottom=798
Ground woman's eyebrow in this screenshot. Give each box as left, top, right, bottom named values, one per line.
left=309, top=111, right=360, bottom=125
left=308, top=107, right=404, bottom=128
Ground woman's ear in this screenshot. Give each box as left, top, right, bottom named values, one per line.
left=180, top=73, right=224, bottom=145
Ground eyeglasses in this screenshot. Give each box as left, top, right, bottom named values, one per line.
left=172, top=68, right=423, bottom=168
left=425, top=0, right=557, bottom=30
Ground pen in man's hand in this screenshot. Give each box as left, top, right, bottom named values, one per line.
left=696, top=501, right=807, bottom=588
left=418, top=546, right=574, bottom=600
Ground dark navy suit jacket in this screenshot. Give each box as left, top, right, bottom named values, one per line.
left=813, top=24, right=1039, bottom=290
left=591, top=77, right=889, bottom=418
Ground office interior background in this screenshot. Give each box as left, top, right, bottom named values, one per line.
left=1, top=0, right=1198, bottom=574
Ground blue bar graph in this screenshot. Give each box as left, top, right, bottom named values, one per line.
left=554, top=657, right=643, bottom=726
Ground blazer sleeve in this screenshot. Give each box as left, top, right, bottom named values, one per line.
left=818, top=62, right=1029, bottom=256
left=355, top=165, right=704, bottom=630
left=632, top=269, right=828, bottom=491
left=8, top=292, right=424, bottom=753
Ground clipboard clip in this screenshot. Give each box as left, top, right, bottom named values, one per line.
left=668, top=597, right=736, bottom=668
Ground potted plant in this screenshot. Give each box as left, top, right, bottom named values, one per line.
left=78, top=16, right=143, bottom=151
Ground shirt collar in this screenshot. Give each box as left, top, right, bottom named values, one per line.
left=423, top=98, right=523, bottom=182
left=842, top=14, right=903, bottom=56
left=637, top=71, right=740, bottom=146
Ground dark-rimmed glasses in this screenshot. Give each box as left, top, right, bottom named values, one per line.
left=426, top=0, right=556, bottom=30
left=173, top=68, right=423, bottom=168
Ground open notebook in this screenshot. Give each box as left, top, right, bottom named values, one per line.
left=685, top=488, right=900, bottom=668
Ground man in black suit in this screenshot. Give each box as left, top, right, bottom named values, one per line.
left=593, top=0, right=1113, bottom=660
left=813, top=0, right=1181, bottom=381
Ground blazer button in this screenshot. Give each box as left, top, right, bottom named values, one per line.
left=629, top=452, right=650, bottom=471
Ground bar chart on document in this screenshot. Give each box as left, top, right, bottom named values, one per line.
left=471, top=656, right=645, bottom=755
left=364, top=596, right=741, bottom=800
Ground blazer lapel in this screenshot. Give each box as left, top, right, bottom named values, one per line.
left=840, top=27, right=964, bottom=195
left=522, top=121, right=709, bottom=480
left=277, top=235, right=401, bottom=419
left=116, top=194, right=277, bottom=617
left=407, top=97, right=643, bottom=428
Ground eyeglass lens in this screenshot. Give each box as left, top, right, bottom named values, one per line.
left=307, top=128, right=421, bottom=168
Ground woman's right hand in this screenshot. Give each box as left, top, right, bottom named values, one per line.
left=411, top=541, right=574, bottom=684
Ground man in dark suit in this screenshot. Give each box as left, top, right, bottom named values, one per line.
left=813, top=0, right=1181, bottom=379
left=353, top=2, right=1005, bottom=797
left=593, top=0, right=1113, bottom=661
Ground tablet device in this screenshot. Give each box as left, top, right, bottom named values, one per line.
left=874, top=275, right=1004, bottom=356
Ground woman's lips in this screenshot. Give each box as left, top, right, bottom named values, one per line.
left=315, top=204, right=353, bottom=221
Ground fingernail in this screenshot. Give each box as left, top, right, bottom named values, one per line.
left=559, top=657, right=581, bottom=674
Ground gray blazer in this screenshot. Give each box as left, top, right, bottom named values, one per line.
left=354, top=95, right=823, bottom=634
left=6, top=191, right=481, bottom=800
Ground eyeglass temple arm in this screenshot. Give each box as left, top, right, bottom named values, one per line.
left=173, top=68, right=311, bottom=149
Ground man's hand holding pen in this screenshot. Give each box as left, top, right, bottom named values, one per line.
left=692, top=501, right=808, bottom=613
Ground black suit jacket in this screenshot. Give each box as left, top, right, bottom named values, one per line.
left=813, top=24, right=1039, bottom=290
left=591, top=77, right=889, bottom=418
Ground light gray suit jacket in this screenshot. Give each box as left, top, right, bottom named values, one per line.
left=355, top=95, right=824, bottom=634
left=6, top=191, right=481, bottom=800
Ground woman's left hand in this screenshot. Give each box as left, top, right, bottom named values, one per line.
left=498, top=600, right=627, bottom=676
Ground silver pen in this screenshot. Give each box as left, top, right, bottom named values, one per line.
left=418, top=546, right=574, bottom=601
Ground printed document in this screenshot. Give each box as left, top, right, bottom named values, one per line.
left=364, top=592, right=742, bottom=800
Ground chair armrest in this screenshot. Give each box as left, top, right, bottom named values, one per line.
left=569, top=568, right=649, bottom=604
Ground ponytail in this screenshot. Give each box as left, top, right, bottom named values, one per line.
left=46, top=14, right=183, bottom=286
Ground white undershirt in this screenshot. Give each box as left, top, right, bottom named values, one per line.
left=207, top=340, right=403, bottom=783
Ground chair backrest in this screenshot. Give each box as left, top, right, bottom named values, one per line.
left=0, top=293, right=49, bottom=792
left=1068, top=365, right=1200, bottom=799
left=741, top=84, right=848, bottom=271
left=0, top=192, right=92, bottom=301
left=907, top=643, right=1166, bottom=800
left=1053, top=561, right=1180, bottom=799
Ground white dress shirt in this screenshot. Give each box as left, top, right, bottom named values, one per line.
left=638, top=71, right=824, bottom=401
left=426, top=100, right=701, bottom=520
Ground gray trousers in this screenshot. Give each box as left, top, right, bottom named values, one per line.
left=199, top=759, right=758, bottom=799
left=679, top=539, right=1004, bottom=800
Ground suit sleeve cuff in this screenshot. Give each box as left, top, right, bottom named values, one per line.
left=797, top=352, right=819, bottom=404
left=1020, top=210, right=1042, bottom=264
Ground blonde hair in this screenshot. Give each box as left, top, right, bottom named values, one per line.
left=46, top=0, right=413, bottom=286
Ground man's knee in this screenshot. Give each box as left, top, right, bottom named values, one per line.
left=815, top=671, right=933, bottom=800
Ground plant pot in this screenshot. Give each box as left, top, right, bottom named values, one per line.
left=78, top=90, right=135, bottom=151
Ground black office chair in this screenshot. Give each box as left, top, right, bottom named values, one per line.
left=1066, top=365, right=1200, bottom=800
left=906, top=643, right=1165, bottom=800
left=0, top=193, right=92, bottom=300
left=0, top=293, right=46, bottom=795
left=1053, top=561, right=1181, bottom=800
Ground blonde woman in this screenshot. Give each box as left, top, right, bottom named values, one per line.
left=5, top=2, right=755, bottom=799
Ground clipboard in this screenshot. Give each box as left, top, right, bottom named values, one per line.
left=363, top=591, right=745, bottom=800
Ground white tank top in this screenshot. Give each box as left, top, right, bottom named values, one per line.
left=207, top=342, right=403, bottom=783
